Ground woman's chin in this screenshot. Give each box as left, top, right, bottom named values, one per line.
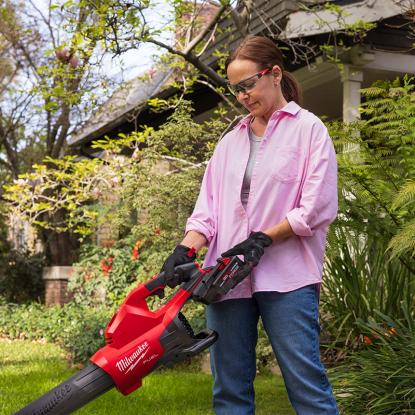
left=249, top=108, right=263, bottom=117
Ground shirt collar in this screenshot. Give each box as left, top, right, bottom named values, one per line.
left=275, top=101, right=302, bottom=117
left=235, top=101, right=302, bottom=131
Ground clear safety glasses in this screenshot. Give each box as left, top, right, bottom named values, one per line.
left=227, top=68, right=271, bottom=96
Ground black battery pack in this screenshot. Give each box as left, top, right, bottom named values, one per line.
left=191, top=256, right=250, bottom=304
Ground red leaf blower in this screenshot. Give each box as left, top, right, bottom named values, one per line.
left=15, top=256, right=251, bottom=415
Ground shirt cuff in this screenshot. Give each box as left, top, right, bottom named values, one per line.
left=286, top=210, right=313, bottom=237
left=185, top=219, right=214, bottom=243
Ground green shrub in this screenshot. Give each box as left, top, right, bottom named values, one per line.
left=322, top=77, right=415, bottom=358
left=333, top=325, right=415, bottom=414
left=69, top=241, right=144, bottom=307
left=0, top=249, right=45, bottom=303
left=0, top=295, right=208, bottom=367
left=321, top=227, right=414, bottom=357
left=256, top=321, right=275, bottom=369
left=0, top=300, right=110, bottom=364
left=59, top=305, right=109, bottom=364
left=0, top=213, right=45, bottom=303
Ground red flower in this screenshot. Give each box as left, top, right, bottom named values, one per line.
left=101, top=257, right=114, bottom=275
left=131, top=240, right=143, bottom=261
left=131, top=248, right=139, bottom=261
left=363, top=335, right=372, bottom=345
left=154, top=227, right=161, bottom=236
left=388, top=326, right=397, bottom=336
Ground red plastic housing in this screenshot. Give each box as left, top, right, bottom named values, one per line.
left=90, top=278, right=193, bottom=396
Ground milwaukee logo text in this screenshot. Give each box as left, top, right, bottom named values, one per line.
left=116, top=342, right=150, bottom=373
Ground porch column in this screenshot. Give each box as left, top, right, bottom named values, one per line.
left=341, top=65, right=363, bottom=123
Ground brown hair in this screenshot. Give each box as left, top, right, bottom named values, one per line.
left=226, top=35, right=302, bottom=105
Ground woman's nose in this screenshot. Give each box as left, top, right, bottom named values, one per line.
left=237, top=89, right=249, bottom=100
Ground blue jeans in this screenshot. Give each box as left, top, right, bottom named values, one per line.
left=206, top=284, right=339, bottom=415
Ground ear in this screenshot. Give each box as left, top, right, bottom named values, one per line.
left=272, top=65, right=282, bottom=84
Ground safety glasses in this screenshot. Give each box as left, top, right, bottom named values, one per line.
left=227, top=68, right=271, bottom=96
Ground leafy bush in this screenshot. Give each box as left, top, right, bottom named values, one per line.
left=322, top=77, right=415, bottom=358
left=0, top=300, right=110, bottom=364
left=389, top=179, right=415, bottom=258
left=0, top=248, right=45, bottom=303
left=59, top=305, right=110, bottom=364
left=333, top=319, right=415, bottom=414
left=0, top=207, right=45, bottom=303
left=321, top=227, right=414, bottom=357
left=69, top=237, right=199, bottom=307
left=4, top=100, right=226, bottom=241
left=256, top=321, right=275, bottom=369
left=69, top=240, right=146, bottom=307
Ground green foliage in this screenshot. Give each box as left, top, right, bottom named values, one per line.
left=333, top=320, right=415, bottom=414
left=0, top=249, right=45, bottom=304
left=321, top=77, right=415, bottom=361
left=256, top=321, right=275, bottom=369
left=0, top=300, right=110, bottom=364
left=389, top=178, right=415, bottom=257
left=4, top=101, right=226, bottom=243
left=114, top=101, right=226, bottom=256
left=3, top=156, right=105, bottom=235
left=69, top=240, right=147, bottom=307
left=60, top=305, right=109, bottom=364
left=328, top=77, right=415, bottom=254
left=321, top=228, right=414, bottom=355
left=0, top=209, right=45, bottom=303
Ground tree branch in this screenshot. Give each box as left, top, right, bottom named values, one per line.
left=0, top=108, right=19, bottom=177
left=184, top=2, right=228, bottom=54
left=227, top=0, right=255, bottom=37
left=147, top=38, right=227, bottom=87
left=0, top=156, right=13, bottom=171
left=28, top=0, right=57, bottom=49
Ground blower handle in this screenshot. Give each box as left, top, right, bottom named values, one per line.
left=144, top=262, right=200, bottom=297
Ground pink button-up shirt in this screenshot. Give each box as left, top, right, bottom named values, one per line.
left=185, top=101, right=338, bottom=299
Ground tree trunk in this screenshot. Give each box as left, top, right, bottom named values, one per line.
left=40, top=210, right=79, bottom=266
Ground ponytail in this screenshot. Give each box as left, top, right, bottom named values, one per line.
left=281, top=72, right=302, bottom=106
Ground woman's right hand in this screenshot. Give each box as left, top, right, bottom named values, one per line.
left=160, top=245, right=197, bottom=287
left=221, top=231, right=272, bottom=266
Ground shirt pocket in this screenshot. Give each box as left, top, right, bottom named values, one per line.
left=271, top=146, right=301, bottom=183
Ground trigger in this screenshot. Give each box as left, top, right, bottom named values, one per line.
left=154, top=288, right=165, bottom=299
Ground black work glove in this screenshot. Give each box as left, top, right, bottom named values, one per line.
left=221, top=231, right=273, bottom=266
left=160, top=245, right=197, bottom=288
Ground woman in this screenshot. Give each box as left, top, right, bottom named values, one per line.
left=161, top=35, right=339, bottom=415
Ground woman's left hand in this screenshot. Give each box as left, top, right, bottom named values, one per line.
left=221, top=231, right=273, bottom=266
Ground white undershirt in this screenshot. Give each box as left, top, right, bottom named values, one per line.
left=241, top=127, right=262, bottom=208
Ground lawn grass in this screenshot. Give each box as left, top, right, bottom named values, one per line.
left=0, top=339, right=295, bottom=415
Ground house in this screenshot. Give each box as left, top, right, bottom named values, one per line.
left=69, top=0, right=415, bottom=157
